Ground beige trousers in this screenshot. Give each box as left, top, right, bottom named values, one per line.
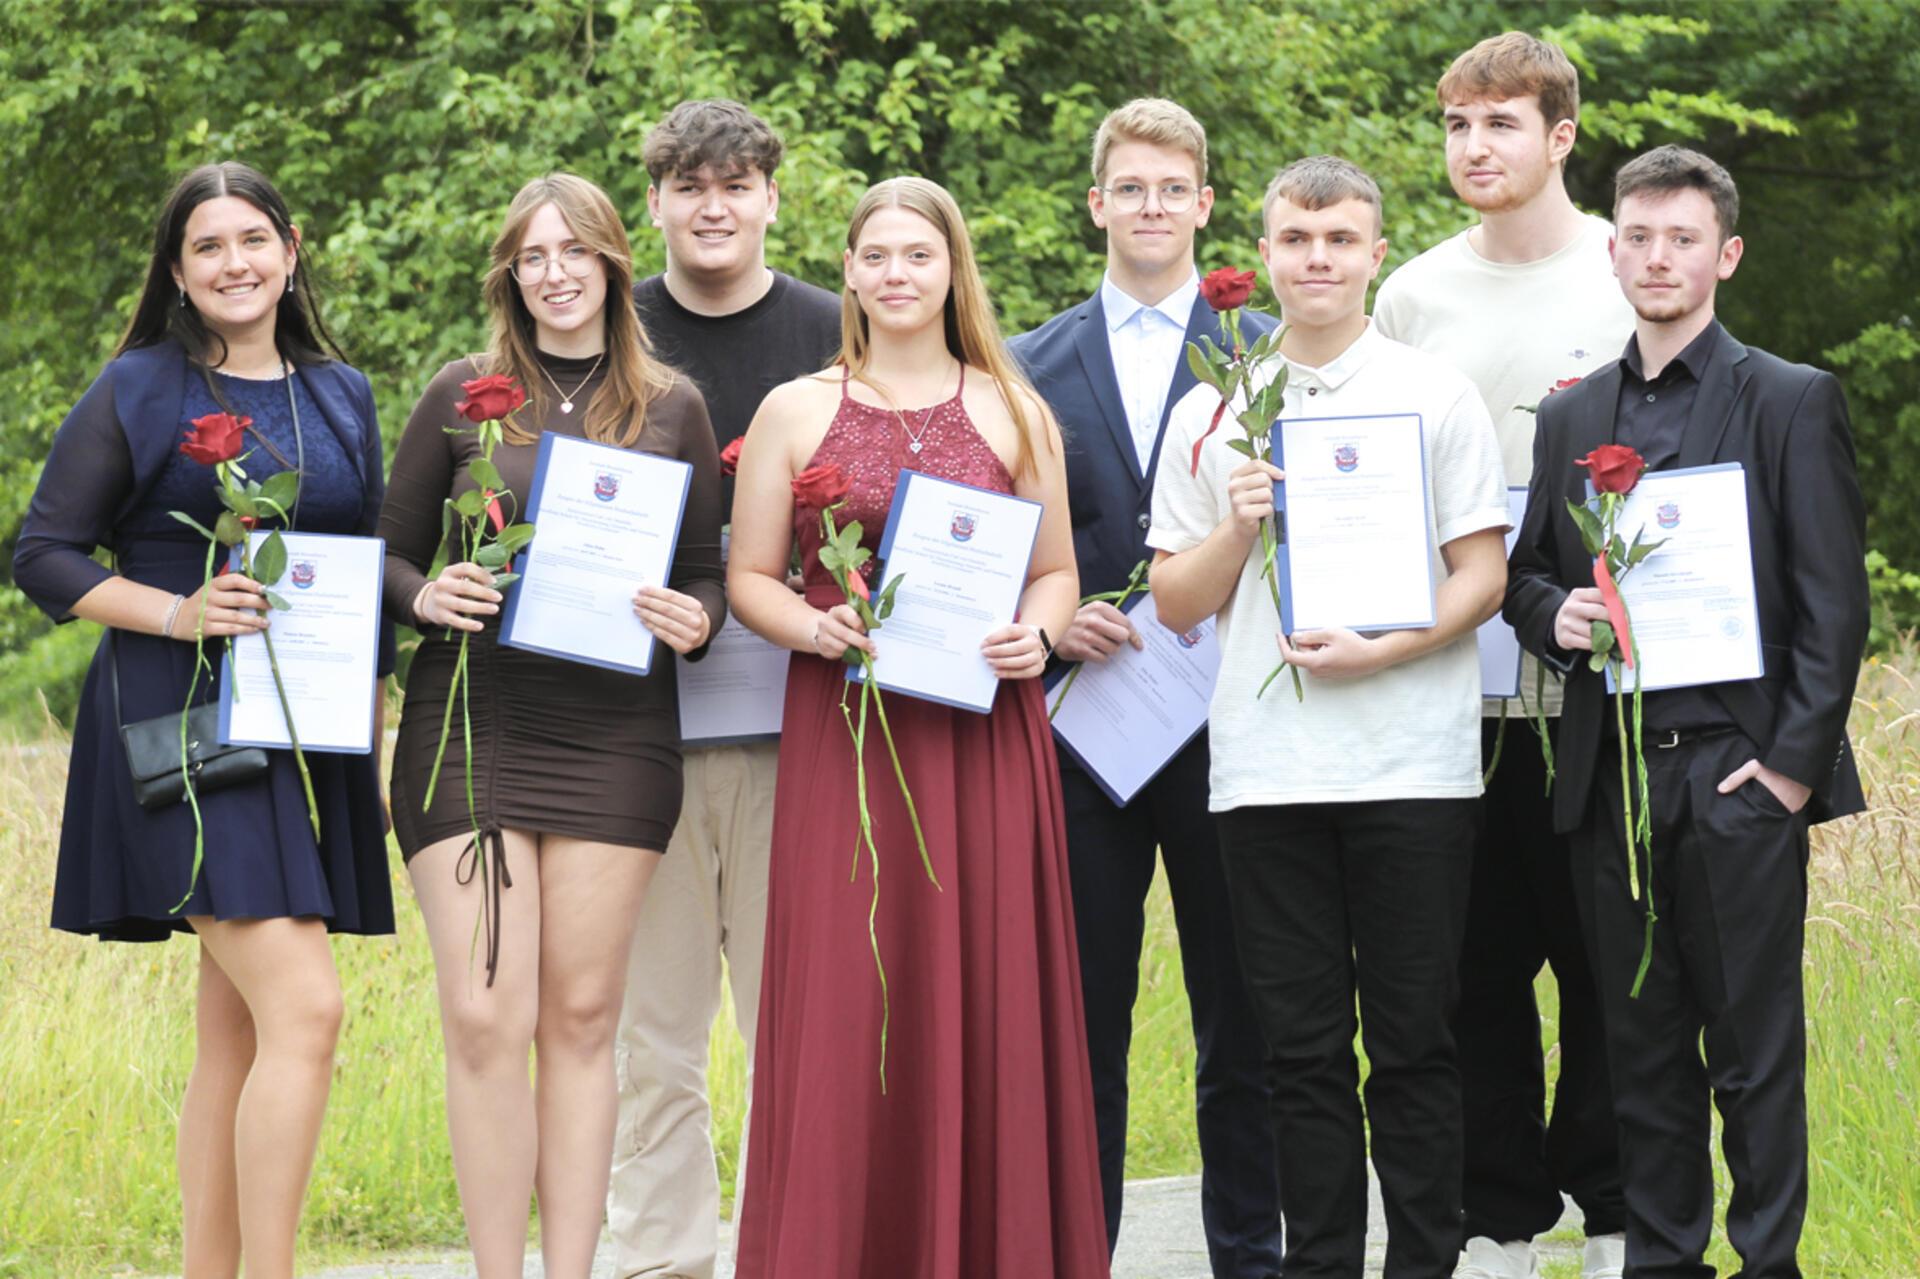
left=608, top=740, right=777, bottom=1279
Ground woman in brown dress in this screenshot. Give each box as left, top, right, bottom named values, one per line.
left=378, top=173, right=723, bottom=1279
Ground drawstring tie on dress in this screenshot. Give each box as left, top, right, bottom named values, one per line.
left=454, top=823, right=511, bottom=987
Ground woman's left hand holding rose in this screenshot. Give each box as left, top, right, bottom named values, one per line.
left=634, top=585, right=712, bottom=655
left=981, top=623, right=1048, bottom=681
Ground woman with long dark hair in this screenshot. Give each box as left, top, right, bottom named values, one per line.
left=12, top=161, right=394, bottom=1278
left=377, top=172, right=724, bottom=1278
left=726, top=176, right=1107, bottom=1276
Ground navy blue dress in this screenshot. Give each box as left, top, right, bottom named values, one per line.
left=13, top=343, right=396, bottom=941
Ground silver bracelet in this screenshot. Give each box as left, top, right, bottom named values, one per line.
left=161, top=593, right=186, bottom=640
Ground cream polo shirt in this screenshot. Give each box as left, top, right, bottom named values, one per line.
left=1373, top=215, right=1635, bottom=719
left=1147, top=323, right=1509, bottom=811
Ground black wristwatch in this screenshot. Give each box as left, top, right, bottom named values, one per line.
left=1032, top=625, right=1053, bottom=658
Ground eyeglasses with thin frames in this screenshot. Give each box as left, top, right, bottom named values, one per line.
left=511, top=244, right=598, bottom=286
left=1101, top=182, right=1199, bottom=214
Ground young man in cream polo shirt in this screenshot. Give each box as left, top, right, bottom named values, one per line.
left=1150, top=156, right=1509, bottom=1278
left=1372, top=33, right=1633, bottom=1279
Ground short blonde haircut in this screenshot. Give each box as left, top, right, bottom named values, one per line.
left=1261, top=156, right=1383, bottom=236
left=1436, top=32, right=1580, bottom=129
left=1090, top=98, right=1208, bottom=188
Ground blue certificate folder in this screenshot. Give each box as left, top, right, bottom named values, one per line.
left=217, top=531, right=386, bottom=755
left=498, top=430, right=693, bottom=677
left=846, top=468, right=1045, bottom=714
left=1269, top=412, right=1436, bottom=635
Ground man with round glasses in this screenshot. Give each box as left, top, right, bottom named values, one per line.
left=1008, top=97, right=1282, bottom=1279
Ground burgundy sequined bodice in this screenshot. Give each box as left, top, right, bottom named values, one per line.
left=795, top=368, right=1015, bottom=601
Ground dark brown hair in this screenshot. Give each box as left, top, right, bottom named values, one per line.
left=1436, top=31, right=1580, bottom=130
left=1613, top=145, right=1740, bottom=241
left=642, top=99, right=784, bottom=183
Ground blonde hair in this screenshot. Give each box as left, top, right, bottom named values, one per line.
left=1090, top=98, right=1208, bottom=188
left=482, top=173, right=676, bottom=448
left=1436, top=32, right=1580, bottom=130
left=838, top=176, right=1052, bottom=482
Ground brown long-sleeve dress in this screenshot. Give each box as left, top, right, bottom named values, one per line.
left=380, top=351, right=725, bottom=861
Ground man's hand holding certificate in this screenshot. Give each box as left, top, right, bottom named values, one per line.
left=860, top=470, right=1045, bottom=713
left=499, top=432, right=693, bottom=675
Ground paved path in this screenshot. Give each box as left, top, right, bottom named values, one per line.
left=217, top=1174, right=1586, bottom=1279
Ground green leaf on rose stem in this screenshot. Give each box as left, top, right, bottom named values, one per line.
left=217, top=486, right=259, bottom=519
left=1198, top=333, right=1225, bottom=366
left=452, top=489, right=486, bottom=518
left=848, top=546, right=872, bottom=571
left=257, top=471, right=299, bottom=516
left=1626, top=536, right=1666, bottom=567
left=213, top=511, right=248, bottom=547
left=488, top=572, right=519, bottom=590
left=1185, top=343, right=1223, bottom=395
left=1236, top=407, right=1270, bottom=436
left=1225, top=438, right=1256, bottom=458
left=494, top=523, right=535, bottom=553
left=1566, top=500, right=1605, bottom=557
left=474, top=544, right=510, bottom=569
left=852, top=596, right=879, bottom=629
left=877, top=573, right=905, bottom=620
left=1609, top=533, right=1627, bottom=565
left=467, top=457, right=504, bottom=494
left=170, top=510, right=217, bottom=541
left=264, top=590, right=291, bottom=612
left=1268, top=356, right=1288, bottom=393
left=253, top=531, right=288, bottom=587
left=1589, top=618, right=1615, bottom=663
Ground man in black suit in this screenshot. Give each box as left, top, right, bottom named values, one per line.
left=1505, top=145, right=1867, bottom=1279
left=1008, top=98, right=1282, bottom=1278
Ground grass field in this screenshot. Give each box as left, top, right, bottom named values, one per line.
left=2, top=659, right=1918, bottom=1277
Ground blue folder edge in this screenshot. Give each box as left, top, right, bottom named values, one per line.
left=1270, top=412, right=1438, bottom=635
left=846, top=467, right=1046, bottom=715
left=1596, top=462, right=1763, bottom=692
left=497, top=430, right=695, bottom=678
left=1047, top=592, right=1208, bottom=809
left=217, top=532, right=386, bottom=755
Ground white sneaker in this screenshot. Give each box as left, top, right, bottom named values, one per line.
left=1582, top=1232, right=1626, bottom=1279
left=1454, top=1235, right=1541, bottom=1279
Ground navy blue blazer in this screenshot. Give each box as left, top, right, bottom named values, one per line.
left=1010, top=289, right=1278, bottom=598
left=14, top=339, right=395, bottom=670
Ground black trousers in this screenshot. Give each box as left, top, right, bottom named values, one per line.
left=1458, top=718, right=1624, bottom=1240
left=1570, top=730, right=1810, bottom=1279
left=1059, top=735, right=1283, bottom=1279
left=1218, top=797, right=1477, bottom=1279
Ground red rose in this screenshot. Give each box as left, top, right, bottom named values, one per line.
left=1199, top=267, right=1258, bottom=313
left=180, top=412, right=249, bottom=466
left=1575, top=444, right=1646, bottom=496
left=718, top=437, right=744, bottom=478
left=455, top=374, right=527, bottom=424
left=791, top=464, right=851, bottom=510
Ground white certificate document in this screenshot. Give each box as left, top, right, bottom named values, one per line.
left=857, top=470, right=1044, bottom=713
left=678, top=531, right=788, bottom=744
left=1049, top=593, right=1221, bottom=807
left=1273, top=414, right=1435, bottom=632
left=499, top=432, right=692, bottom=676
left=1605, top=464, right=1763, bottom=692
left=1476, top=487, right=1530, bottom=699
left=219, top=531, right=384, bottom=754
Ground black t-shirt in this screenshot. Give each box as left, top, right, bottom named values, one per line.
left=633, top=270, right=842, bottom=511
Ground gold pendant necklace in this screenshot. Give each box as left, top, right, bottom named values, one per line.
left=537, top=351, right=606, bottom=414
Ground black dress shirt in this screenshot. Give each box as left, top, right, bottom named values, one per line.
left=1614, top=320, right=1735, bottom=731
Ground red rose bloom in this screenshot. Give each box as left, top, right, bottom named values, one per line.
left=455, top=374, right=527, bottom=424
left=180, top=412, right=249, bottom=466
left=1575, top=444, right=1646, bottom=496
left=718, top=437, right=745, bottom=477
left=791, top=464, right=851, bottom=510
left=1199, top=267, right=1258, bottom=313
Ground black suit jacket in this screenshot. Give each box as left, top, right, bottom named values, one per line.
left=1008, top=289, right=1278, bottom=598
left=1504, top=322, right=1868, bottom=832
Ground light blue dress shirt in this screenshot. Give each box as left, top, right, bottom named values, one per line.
left=1099, top=270, right=1199, bottom=476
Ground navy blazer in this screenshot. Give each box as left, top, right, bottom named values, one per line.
left=14, top=339, right=395, bottom=670
left=1505, top=323, right=1868, bottom=830
left=1010, top=289, right=1278, bottom=599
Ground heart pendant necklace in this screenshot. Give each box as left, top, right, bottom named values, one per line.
left=537, top=351, right=606, bottom=414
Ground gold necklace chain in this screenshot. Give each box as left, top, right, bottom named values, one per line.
left=537, top=351, right=606, bottom=414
